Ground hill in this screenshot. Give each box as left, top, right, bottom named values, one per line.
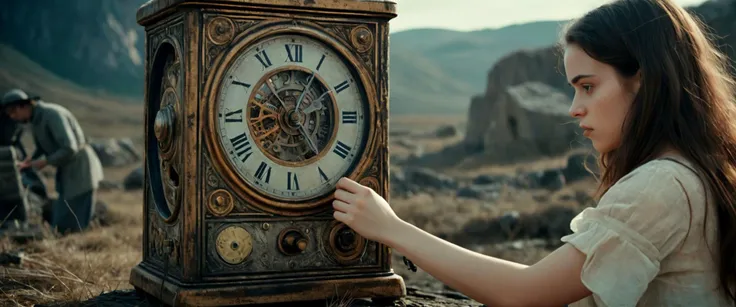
left=0, top=43, right=143, bottom=140
left=388, top=21, right=566, bottom=114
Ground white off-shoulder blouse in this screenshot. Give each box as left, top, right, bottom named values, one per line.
left=562, top=155, right=734, bottom=306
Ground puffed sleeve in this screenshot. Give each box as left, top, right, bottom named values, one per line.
left=560, top=160, right=692, bottom=307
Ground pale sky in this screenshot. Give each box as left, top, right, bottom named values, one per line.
left=389, top=0, right=710, bottom=32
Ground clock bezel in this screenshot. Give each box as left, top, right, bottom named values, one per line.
left=204, top=20, right=378, bottom=216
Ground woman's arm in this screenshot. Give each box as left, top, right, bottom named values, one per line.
left=388, top=220, right=591, bottom=306
left=332, top=177, right=592, bottom=307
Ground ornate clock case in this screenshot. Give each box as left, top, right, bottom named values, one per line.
left=130, top=0, right=404, bottom=306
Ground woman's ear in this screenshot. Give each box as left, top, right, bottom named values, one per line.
left=631, top=69, right=642, bottom=94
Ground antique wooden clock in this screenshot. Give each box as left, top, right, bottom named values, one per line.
left=130, top=0, right=404, bottom=306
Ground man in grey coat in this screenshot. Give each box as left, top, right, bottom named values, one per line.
left=1, top=89, right=103, bottom=234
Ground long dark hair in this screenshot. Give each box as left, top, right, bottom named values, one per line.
left=561, top=0, right=736, bottom=301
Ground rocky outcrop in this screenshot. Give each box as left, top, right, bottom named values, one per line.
left=90, top=137, right=141, bottom=167
left=483, top=46, right=572, bottom=100
left=0, top=0, right=145, bottom=97
left=482, top=82, right=583, bottom=163
left=462, top=47, right=580, bottom=163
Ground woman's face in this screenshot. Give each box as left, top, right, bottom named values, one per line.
left=563, top=44, right=640, bottom=154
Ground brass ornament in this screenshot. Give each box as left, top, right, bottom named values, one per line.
left=359, top=177, right=380, bottom=193
left=207, top=16, right=236, bottom=45
left=154, top=103, right=176, bottom=154
left=215, top=225, right=254, bottom=265
left=350, top=25, right=373, bottom=53
left=207, top=189, right=235, bottom=216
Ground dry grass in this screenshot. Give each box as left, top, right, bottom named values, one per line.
left=0, top=187, right=142, bottom=306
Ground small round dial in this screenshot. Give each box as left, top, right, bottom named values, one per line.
left=215, top=226, right=253, bottom=265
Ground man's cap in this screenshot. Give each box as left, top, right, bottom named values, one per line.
left=1, top=89, right=38, bottom=107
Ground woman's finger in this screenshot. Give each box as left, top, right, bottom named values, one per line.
left=334, top=188, right=356, bottom=203
left=336, top=177, right=363, bottom=194
left=333, top=210, right=350, bottom=223
left=332, top=199, right=351, bottom=213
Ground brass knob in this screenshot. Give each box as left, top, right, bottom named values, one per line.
left=356, top=28, right=370, bottom=44
left=278, top=229, right=308, bottom=255
left=154, top=104, right=175, bottom=150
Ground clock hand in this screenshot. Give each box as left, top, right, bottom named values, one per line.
left=297, top=125, right=319, bottom=154
left=302, top=90, right=332, bottom=114
left=294, top=70, right=316, bottom=112
left=302, top=100, right=323, bottom=114
left=265, top=78, right=288, bottom=108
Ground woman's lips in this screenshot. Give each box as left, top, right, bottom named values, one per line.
left=580, top=125, right=593, bottom=137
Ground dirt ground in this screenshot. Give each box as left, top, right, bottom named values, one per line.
left=0, top=115, right=598, bottom=306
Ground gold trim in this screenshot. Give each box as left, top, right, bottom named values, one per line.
left=203, top=19, right=378, bottom=216
left=137, top=0, right=398, bottom=25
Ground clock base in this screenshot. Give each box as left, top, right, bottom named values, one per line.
left=130, top=264, right=406, bottom=306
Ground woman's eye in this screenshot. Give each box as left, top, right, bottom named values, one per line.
left=582, top=84, right=593, bottom=93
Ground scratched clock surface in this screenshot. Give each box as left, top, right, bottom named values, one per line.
left=215, top=33, right=368, bottom=202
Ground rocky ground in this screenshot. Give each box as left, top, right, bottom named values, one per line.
left=0, top=117, right=599, bottom=306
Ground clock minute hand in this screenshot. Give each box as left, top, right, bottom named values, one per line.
left=298, top=125, right=319, bottom=154
left=295, top=70, right=316, bottom=111
left=266, top=78, right=288, bottom=108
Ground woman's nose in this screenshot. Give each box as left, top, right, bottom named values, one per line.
left=568, top=103, right=586, bottom=118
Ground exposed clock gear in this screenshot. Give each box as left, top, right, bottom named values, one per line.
left=247, top=69, right=335, bottom=164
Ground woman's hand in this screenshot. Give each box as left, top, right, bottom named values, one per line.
left=332, top=177, right=404, bottom=244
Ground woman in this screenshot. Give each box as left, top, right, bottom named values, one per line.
left=333, top=0, right=736, bottom=306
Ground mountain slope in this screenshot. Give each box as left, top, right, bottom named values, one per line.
left=388, top=20, right=567, bottom=114
left=0, top=44, right=143, bottom=139
left=0, top=0, right=145, bottom=98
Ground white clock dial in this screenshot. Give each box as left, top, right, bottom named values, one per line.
left=215, top=34, right=368, bottom=201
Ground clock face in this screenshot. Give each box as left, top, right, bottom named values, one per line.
left=215, top=34, right=368, bottom=202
